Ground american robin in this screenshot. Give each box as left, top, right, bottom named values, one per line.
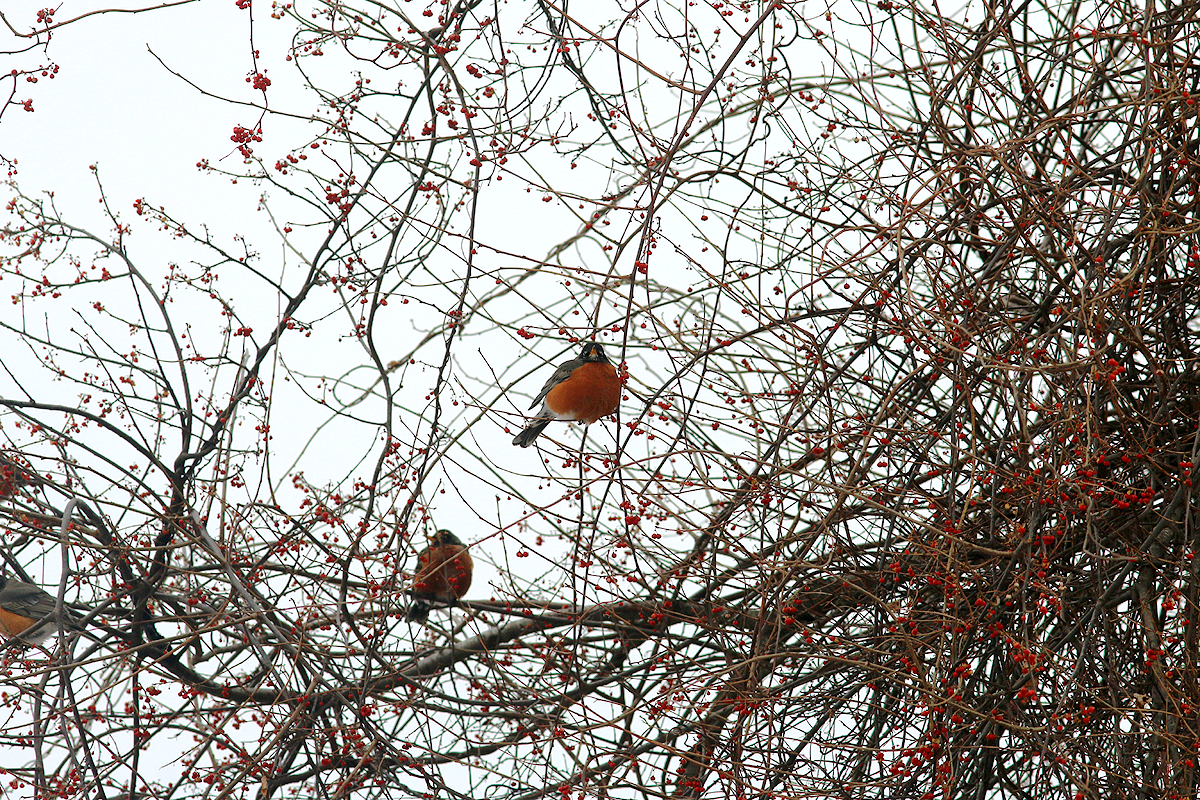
left=407, top=530, right=473, bottom=622
left=0, top=575, right=72, bottom=643
left=512, top=341, right=622, bottom=448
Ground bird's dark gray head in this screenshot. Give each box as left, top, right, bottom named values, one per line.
left=579, top=342, right=610, bottom=363
left=434, top=530, right=462, bottom=546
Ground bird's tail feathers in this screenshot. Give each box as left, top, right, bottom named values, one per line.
left=406, top=600, right=431, bottom=623
left=513, top=418, right=552, bottom=448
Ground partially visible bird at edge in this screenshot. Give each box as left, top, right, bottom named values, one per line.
left=0, top=575, right=77, bottom=644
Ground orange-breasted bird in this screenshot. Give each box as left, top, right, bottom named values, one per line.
left=0, top=575, right=73, bottom=643
left=407, top=530, right=473, bottom=622
left=512, top=341, right=622, bottom=448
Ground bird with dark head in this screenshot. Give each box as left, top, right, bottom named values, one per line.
left=0, top=575, right=74, bottom=644
left=407, top=530, right=473, bottom=623
left=512, top=341, right=622, bottom=448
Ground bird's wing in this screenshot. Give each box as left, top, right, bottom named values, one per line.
left=2, top=583, right=59, bottom=620
left=528, top=356, right=584, bottom=410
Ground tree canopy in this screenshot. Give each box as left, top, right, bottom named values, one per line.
left=2, top=0, right=1200, bottom=798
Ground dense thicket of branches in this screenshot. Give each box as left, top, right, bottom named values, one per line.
left=2, top=0, right=1200, bottom=798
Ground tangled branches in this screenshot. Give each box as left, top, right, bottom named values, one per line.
left=1, top=0, right=1200, bottom=798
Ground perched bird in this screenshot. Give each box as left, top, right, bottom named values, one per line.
left=512, top=341, right=622, bottom=448
left=407, top=530, right=473, bottom=622
left=0, top=575, right=72, bottom=643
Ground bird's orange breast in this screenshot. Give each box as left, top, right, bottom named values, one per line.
left=0, top=607, right=36, bottom=637
left=544, top=362, right=620, bottom=424
left=413, top=545, right=473, bottom=601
